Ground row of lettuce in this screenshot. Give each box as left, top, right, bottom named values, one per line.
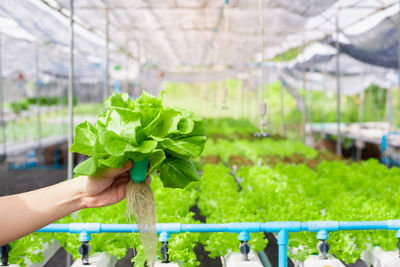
left=3, top=103, right=103, bottom=146
left=9, top=118, right=400, bottom=266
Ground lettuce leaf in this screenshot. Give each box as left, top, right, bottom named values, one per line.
left=71, top=92, right=206, bottom=188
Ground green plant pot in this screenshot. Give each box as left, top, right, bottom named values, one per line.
left=130, top=158, right=149, bottom=183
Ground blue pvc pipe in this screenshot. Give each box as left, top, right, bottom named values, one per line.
left=277, top=230, right=288, bottom=267
left=36, top=220, right=400, bottom=267
left=37, top=220, right=400, bottom=234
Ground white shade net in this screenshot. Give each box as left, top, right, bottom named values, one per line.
left=0, top=0, right=398, bottom=84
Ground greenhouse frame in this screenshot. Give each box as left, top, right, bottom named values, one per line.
left=1, top=0, right=400, bottom=267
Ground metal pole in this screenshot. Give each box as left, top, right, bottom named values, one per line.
left=335, top=9, right=342, bottom=156
left=301, top=33, right=307, bottom=143
left=0, top=33, right=5, bottom=159
left=321, top=71, right=327, bottom=136
left=248, top=69, right=252, bottom=121
left=397, top=0, right=400, bottom=131
left=308, top=58, right=314, bottom=127
left=125, top=36, right=129, bottom=93
left=103, top=8, right=110, bottom=100
left=387, top=85, right=394, bottom=131
left=67, top=0, right=74, bottom=180
left=235, top=79, right=241, bottom=119
left=35, top=43, right=42, bottom=151
left=258, top=0, right=267, bottom=134
left=357, top=78, right=365, bottom=162
left=280, top=50, right=286, bottom=137
left=280, top=80, right=285, bottom=137
left=66, top=1, right=75, bottom=265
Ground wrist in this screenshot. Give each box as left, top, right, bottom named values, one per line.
left=68, top=177, right=89, bottom=210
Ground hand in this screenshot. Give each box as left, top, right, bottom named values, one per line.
left=77, top=160, right=133, bottom=208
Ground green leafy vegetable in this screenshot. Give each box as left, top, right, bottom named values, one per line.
left=71, top=91, right=206, bottom=188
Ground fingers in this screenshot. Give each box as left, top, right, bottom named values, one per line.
left=101, top=160, right=133, bottom=179
left=113, top=176, right=130, bottom=189
left=113, top=176, right=131, bottom=201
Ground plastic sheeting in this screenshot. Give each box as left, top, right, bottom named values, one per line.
left=0, top=0, right=399, bottom=84
left=1, top=33, right=103, bottom=82
left=329, top=11, right=400, bottom=70
left=47, top=0, right=338, bottom=67
left=282, top=68, right=392, bottom=96
left=280, top=42, right=396, bottom=96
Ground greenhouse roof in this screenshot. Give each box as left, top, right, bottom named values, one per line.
left=0, top=0, right=399, bottom=76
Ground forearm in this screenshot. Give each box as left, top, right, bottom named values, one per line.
left=0, top=178, right=85, bottom=246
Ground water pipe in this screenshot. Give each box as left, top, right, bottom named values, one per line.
left=35, top=220, right=400, bottom=267
left=37, top=220, right=400, bottom=235
left=277, top=230, right=288, bottom=267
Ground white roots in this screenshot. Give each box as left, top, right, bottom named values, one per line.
left=126, top=180, right=157, bottom=267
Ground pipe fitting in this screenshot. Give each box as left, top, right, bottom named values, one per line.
left=70, top=223, right=100, bottom=234
left=303, top=221, right=339, bottom=232
left=79, top=231, right=91, bottom=242
left=159, top=231, right=170, bottom=242
left=230, top=222, right=260, bottom=233
left=316, top=230, right=329, bottom=240
left=238, top=231, right=250, bottom=242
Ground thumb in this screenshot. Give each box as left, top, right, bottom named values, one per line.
left=100, top=160, right=133, bottom=179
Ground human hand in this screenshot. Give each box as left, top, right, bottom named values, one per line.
left=77, top=160, right=134, bottom=209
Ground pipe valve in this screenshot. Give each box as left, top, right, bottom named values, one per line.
left=239, top=241, right=250, bottom=261
left=78, top=241, right=91, bottom=265
left=160, top=242, right=169, bottom=263
left=0, top=244, right=11, bottom=266
left=317, top=240, right=329, bottom=259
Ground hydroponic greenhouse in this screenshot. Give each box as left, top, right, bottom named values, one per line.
left=1, top=1, right=400, bottom=267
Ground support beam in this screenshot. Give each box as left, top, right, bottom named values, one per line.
left=322, top=71, right=327, bottom=136
left=301, top=33, right=307, bottom=143
left=0, top=33, right=5, bottom=159
left=280, top=80, right=285, bottom=137
left=387, top=85, right=394, bottom=131
left=258, top=0, right=267, bottom=135
left=201, top=0, right=229, bottom=65
left=103, top=8, right=110, bottom=100
left=357, top=78, right=365, bottom=162
left=34, top=43, right=42, bottom=151
left=66, top=1, right=75, bottom=265
left=280, top=50, right=286, bottom=137
left=335, top=9, right=342, bottom=156
left=67, top=0, right=74, bottom=180
left=397, top=0, right=400, bottom=131
left=125, top=36, right=129, bottom=93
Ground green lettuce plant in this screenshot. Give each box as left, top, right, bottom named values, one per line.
left=70, top=91, right=206, bottom=189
